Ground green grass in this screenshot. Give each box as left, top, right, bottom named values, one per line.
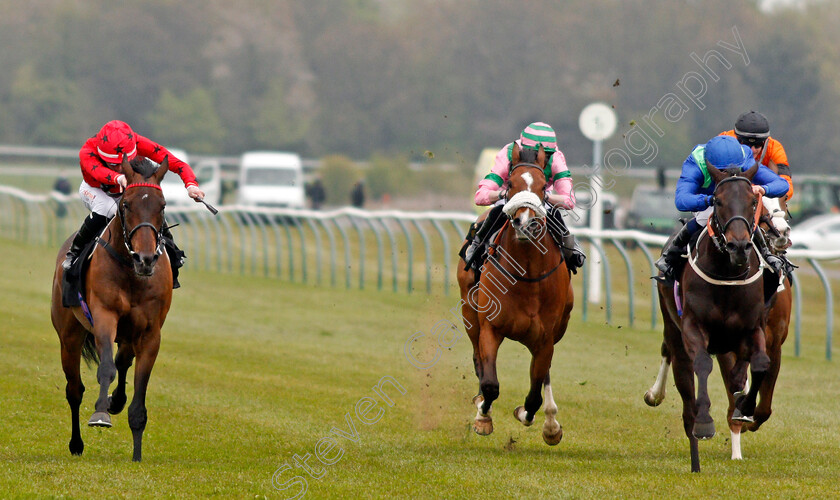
left=1, top=238, right=839, bottom=499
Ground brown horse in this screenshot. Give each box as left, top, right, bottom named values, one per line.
left=645, top=199, right=792, bottom=464
left=51, top=156, right=172, bottom=461
left=643, top=162, right=790, bottom=472
left=456, top=144, right=574, bottom=445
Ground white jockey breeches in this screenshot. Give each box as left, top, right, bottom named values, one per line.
left=79, top=181, right=119, bottom=218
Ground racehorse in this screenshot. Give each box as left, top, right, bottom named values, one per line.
left=642, top=162, right=782, bottom=472
left=456, top=143, right=574, bottom=445
left=51, top=156, right=172, bottom=462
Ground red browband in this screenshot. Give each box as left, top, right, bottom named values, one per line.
left=125, top=183, right=162, bottom=191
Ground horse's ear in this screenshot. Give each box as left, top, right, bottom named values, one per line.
left=120, top=156, right=135, bottom=183
left=707, top=161, right=727, bottom=184
left=743, top=161, right=759, bottom=181
left=153, top=156, right=169, bottom=184
left=511, top=142, right=520, bottom=164
left=537, top=145, right=546, bottom=167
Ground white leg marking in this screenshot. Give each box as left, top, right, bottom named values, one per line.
left=645, top=357, right=670, bottom=406
left=730, top=429, right=743, bottom=460
left=543, top=382, right=559, bottom=431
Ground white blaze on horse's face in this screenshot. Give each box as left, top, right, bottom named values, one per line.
left=522, top=172, right=534, bottom=192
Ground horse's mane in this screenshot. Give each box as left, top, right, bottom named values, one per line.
left=721, top=167, right=742, bottom=176
left=518, top=148, right=539, bottom=164
left=129, top=157, right=158, bottom=179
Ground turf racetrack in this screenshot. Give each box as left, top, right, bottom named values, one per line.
left=1, top=237, right=838, bottom=498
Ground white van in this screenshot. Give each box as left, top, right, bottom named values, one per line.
left=237, top=151, right=305, bottom=209
left=157, top=149, right=223, bottom=206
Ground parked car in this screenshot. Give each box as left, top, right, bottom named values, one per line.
left=789, top=213, right=840, bottom=251
left=157, top=149, right=223, bottom=207
left=624, top=185, right=689, bottom=235
left=237, top=151, right=305, bottom=209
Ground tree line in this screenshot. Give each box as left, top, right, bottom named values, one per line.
left=0, top=0, right=837, bottom=176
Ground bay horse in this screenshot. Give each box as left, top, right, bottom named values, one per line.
left=643, top=162, right=790, bottom=472
left=456, top=143, right=574, bottom=445
left=51, top=156, right=172, bottom=462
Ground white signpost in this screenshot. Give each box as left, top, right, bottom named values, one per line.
left=578, top=102, right=617, bottom=304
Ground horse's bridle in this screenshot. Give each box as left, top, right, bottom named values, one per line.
left=117, top=183, right=165, bottom=259
left=708, top=176, right=759, bottom=251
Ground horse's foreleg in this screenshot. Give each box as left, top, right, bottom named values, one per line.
left=692, top=349, right=715, bottom=440
left=473, top=327, right=502, bottom=436
left=671, top=349, right=700, bottom=472
left=734, top=327, right=771, bottom=423
left=540, top=373, right=563, bottom=445
left=60, top=333, right=86, bottom=455
left=109, top=343, right=134, bottom=415
left=128, top=330, right=161, bottom=462
left=514, top=341, right=553, bottom=426
left=89, top=316, right=118, bottom=428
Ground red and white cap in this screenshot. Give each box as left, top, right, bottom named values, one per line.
left=95, top=120, right=137, bottom=165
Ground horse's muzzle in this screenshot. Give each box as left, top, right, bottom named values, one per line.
left=512, top=213, right=544, bottom=241
left=132, top=252, right=160, bottom=277
left=724, top=240, right=751, bottom=267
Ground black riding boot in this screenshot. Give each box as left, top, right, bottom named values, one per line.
left=464, top=204, right=506, bottom=271
left=753, top=230, right=784, bottom=275
left=62, top=213, right=109, bottom=271
left=160, top=221, right=185, bottom=289
left=654, top=219, right=699, bottom=282
left=547, top=206, right=586, bottom=274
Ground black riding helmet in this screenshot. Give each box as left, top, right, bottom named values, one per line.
left=734, top=111, right=770, bottom=146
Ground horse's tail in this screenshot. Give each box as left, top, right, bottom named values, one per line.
left=81, top=332, right=100, bottom=367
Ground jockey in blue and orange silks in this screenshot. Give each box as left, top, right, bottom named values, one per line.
left=465, top=122, right=586, bottom=274
left=654, top=135, right=789, bottom=283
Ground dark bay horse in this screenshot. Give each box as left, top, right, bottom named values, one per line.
left=51, top=156, right=172, bottom=461
left=643, top=162, right=782, bottom=472
left=456, top=144, right=573, bottom=445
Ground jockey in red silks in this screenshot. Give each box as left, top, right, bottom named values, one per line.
left=465, top=122, right=586, bottom=274
left=62, top=120, right=205, bottom=288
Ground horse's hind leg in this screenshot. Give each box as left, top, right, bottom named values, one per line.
left=645, top=342, right=672, bottom=407
left=717, top=353, right=744, bottom=460
left=128, top=330, right=161, bottom=462
left=60, top=330, right=86, bottom=455
left=747, top=338, right=782, bottom=432
left=108, top=343, right=134, bottom=415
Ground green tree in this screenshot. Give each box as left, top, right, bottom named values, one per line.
left=146, top=88, right=225, bottom=153
left=250, top=80, right=311, bottom=150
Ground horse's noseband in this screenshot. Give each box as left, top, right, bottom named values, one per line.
left=119, top=183, right=165, bottom=259
left=709, top=176, right=758, bottom=251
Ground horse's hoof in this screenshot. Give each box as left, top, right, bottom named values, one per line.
left=732, top=408, right=755, bottom=423
left=108, top=395, right=126, bottom=415
left=69, top=439, right=84, bottom=456
left=513, top=406, right=534, bottom=426
left=542, top=423, right=563, bottom=446
left=88, top=412, right=112, bottom=428
left=644, top=390, right=664, bottom=407
left=473, top=416, right=494, bottom=436
left=693, top=420, right=715, bottom=440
